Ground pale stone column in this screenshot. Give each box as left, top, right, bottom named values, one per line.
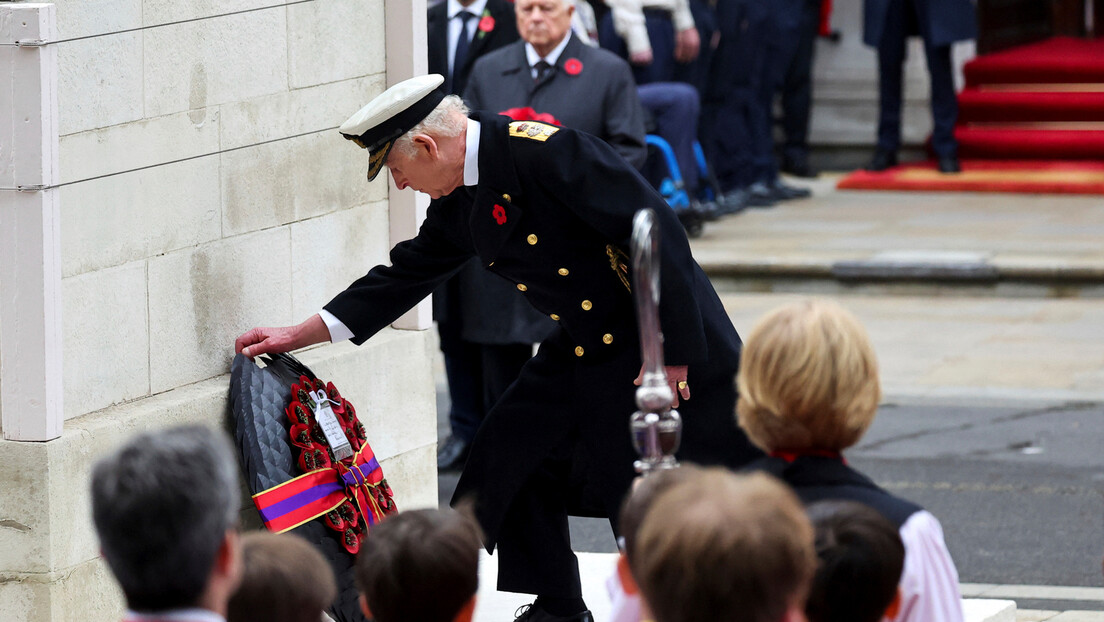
left=0, top=3, right=63, bottom=441
left=386, top=0, right=434, bottom=331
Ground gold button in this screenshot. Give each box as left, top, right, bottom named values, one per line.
left=575, top=346, right=584, bottom=357
left=517, top=283, right=527, bottom=292
left=527, top=234, right=538, bottom=245
left=602, top=333, right=613, bottom=344
left=550, top=314, right=560, bottom=321
left=502, top=193, right=511, bottom=202
left=489, top=261, right=495, bottom=266
left=581, top=300, right=593, bottom=311
left=558, top=268, right=569, bottom=276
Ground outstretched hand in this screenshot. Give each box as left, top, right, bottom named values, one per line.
left=234, top=314, right=330, bottom=359
left=633, top=365, right=690, bottom=408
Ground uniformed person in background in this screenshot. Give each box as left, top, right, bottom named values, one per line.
left=235, top=74, right=761, bottom=622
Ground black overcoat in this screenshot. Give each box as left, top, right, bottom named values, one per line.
left=863, top=0, right=977, bottom=48
left=325, top=115, right=760, bottom=548
left=428, top=0, right=520, bottom=97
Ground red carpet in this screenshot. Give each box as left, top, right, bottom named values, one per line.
left=963, top=36, right=1104, bottom=85
left=837, top=160, right=1104, bottom=195
left=841, top=37, right=1104, bottom=194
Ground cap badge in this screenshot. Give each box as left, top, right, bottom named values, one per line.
left=564, top=58, right=583, bottom=76
left=493, top=204, right=508, bottom=225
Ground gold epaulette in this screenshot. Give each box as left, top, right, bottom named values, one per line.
left=508, top=121, right=559, bottom=142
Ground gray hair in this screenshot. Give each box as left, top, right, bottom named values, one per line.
left=392, top=95, right=470, bottom=160
left=91, top=425, right=240, bottom=612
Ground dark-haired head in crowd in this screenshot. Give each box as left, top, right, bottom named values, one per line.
left=227, top=532, right=336, bottom=622
left=91, top=425, right=243, bottom=622
left=738, top=298, right=966, bottom=622
left=805, top=500, right=905, bottom=622
left=631, top=468, right=816, bottom=622
left=355, top=508, right=482, bottom=622
left=608, top=465, right=704, bottom=622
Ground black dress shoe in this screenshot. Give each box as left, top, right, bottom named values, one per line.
left=865, top=149, right=898, bottom=172
left=746, top=182, right=778, bottom=207
left=782, top=154, right=818, bottom=178
left=937, top=155, right=962, bottom=174
left=436, top=435, right=470, bottom=471
left=770, top=179, right=812, bottom=200
left=515, top=604, right=594, bottom=622
left=718, top=188, right=749, bottom=215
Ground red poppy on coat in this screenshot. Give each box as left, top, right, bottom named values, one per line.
left=479, top=15, right=495, bottom=32
left=564, top=58, right=582, bottom=75
left=500, top=106, right=562, bottom=126
left=493, top=204, right=508, bottom=225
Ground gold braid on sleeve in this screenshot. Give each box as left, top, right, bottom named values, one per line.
left=606, top=244, right=632, bottom=293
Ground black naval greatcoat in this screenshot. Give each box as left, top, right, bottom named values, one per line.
left=324, top=113, right=760, bottom=594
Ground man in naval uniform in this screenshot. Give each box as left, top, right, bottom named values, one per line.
left=235, top=74, right=761, bottom=622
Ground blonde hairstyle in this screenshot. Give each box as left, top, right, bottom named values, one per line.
left=632, top=469, right=816, bottom=622
left=392, top=95, right=470, bottom=160
left=736, top=299, right=881, bottom=452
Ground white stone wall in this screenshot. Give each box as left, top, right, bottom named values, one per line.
left=0, top=1, right=436, bottom=621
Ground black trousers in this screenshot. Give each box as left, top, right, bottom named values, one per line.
left=780, top=0, right=822, bottom=163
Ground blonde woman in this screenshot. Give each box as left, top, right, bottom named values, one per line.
left=738, top=299, right=964, bottom=622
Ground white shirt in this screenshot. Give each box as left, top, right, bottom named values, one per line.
left=318, top=118, right=483, bottom=342
left=125, top=609, right=225, bottom=622
left=525, top=32, right=574, bottom=80
left=890, top=510, right=965, bottom=622
left=447, top=0, right=489, bottom=78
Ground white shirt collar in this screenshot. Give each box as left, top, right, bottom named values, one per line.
left=125, top=609, right=225, bottom=622
left=464, top=118, right=481, bottom=187
left=525, top=31, right=574, bottom=70
left=448, top=0, right=488, bottom=20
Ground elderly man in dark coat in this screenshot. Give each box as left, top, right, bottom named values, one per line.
left=236, top=75, right=761, bottom=622
left=465, top=0, right=647, bottom=168
left=864, top=0, right=977, bottom=173
left=433, top=0, right=648, bottom=472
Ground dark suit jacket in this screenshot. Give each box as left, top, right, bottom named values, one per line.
left=863, top=0, right=977, bottom=48
left=428, top=0, right=520, bottom=96
left=325, top=115, right=759, bottom=546
left=464, top=33, right=648, bottom=170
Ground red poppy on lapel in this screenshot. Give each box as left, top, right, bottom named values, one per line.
left=493, top=204, right=508, bottom=225
left=564, top=58, right=583, bottom=75
left=479, top=15, right=495, bottom=33
left=500, top=106, right=562, bottom=126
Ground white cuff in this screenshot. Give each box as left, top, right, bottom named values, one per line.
left=318, top=309, right=354, bottom=343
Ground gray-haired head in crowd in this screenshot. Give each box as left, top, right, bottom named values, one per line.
left=91, top=424, right=242, bottom=613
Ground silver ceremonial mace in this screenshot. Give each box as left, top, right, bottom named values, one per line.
left=629, top=209, right=683, bottom=474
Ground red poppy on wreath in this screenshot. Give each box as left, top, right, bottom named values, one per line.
left=564, top=58, right=583, bottom=75
left=493, top=204, right=508, bottom=225
left=478, top=15, right=495, bottom=33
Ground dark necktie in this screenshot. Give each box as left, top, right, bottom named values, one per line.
left=451, top=11, right=475, bottom=91
left=534, top=59, right=552, bottom=83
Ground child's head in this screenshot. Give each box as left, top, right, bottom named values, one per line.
left=737, top=299, right=881, bottom=453
left=631, top=469, right=816, bottom=622
left=618, top=465, right=704, bottom=563
left=805, top=500, right=905, bottom=622
left=227, top=532, right=337, bottom=622
left=355, top=508, right=482, bottom=622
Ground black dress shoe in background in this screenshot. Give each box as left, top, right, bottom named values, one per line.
left=719, top=188, right=749, bottom=215
left=782, top=154, right=818, bottom=178
left=436, top=435, right=470, bottom=471
left=865, top=149, right=898, bottom=172
left=937, top=155, right=962, bottom=174
left=746, top=181, right=778, bottom=207
left=770, top=179, right=812, bottom=200
left=515, top=604, right=594, bottom=622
